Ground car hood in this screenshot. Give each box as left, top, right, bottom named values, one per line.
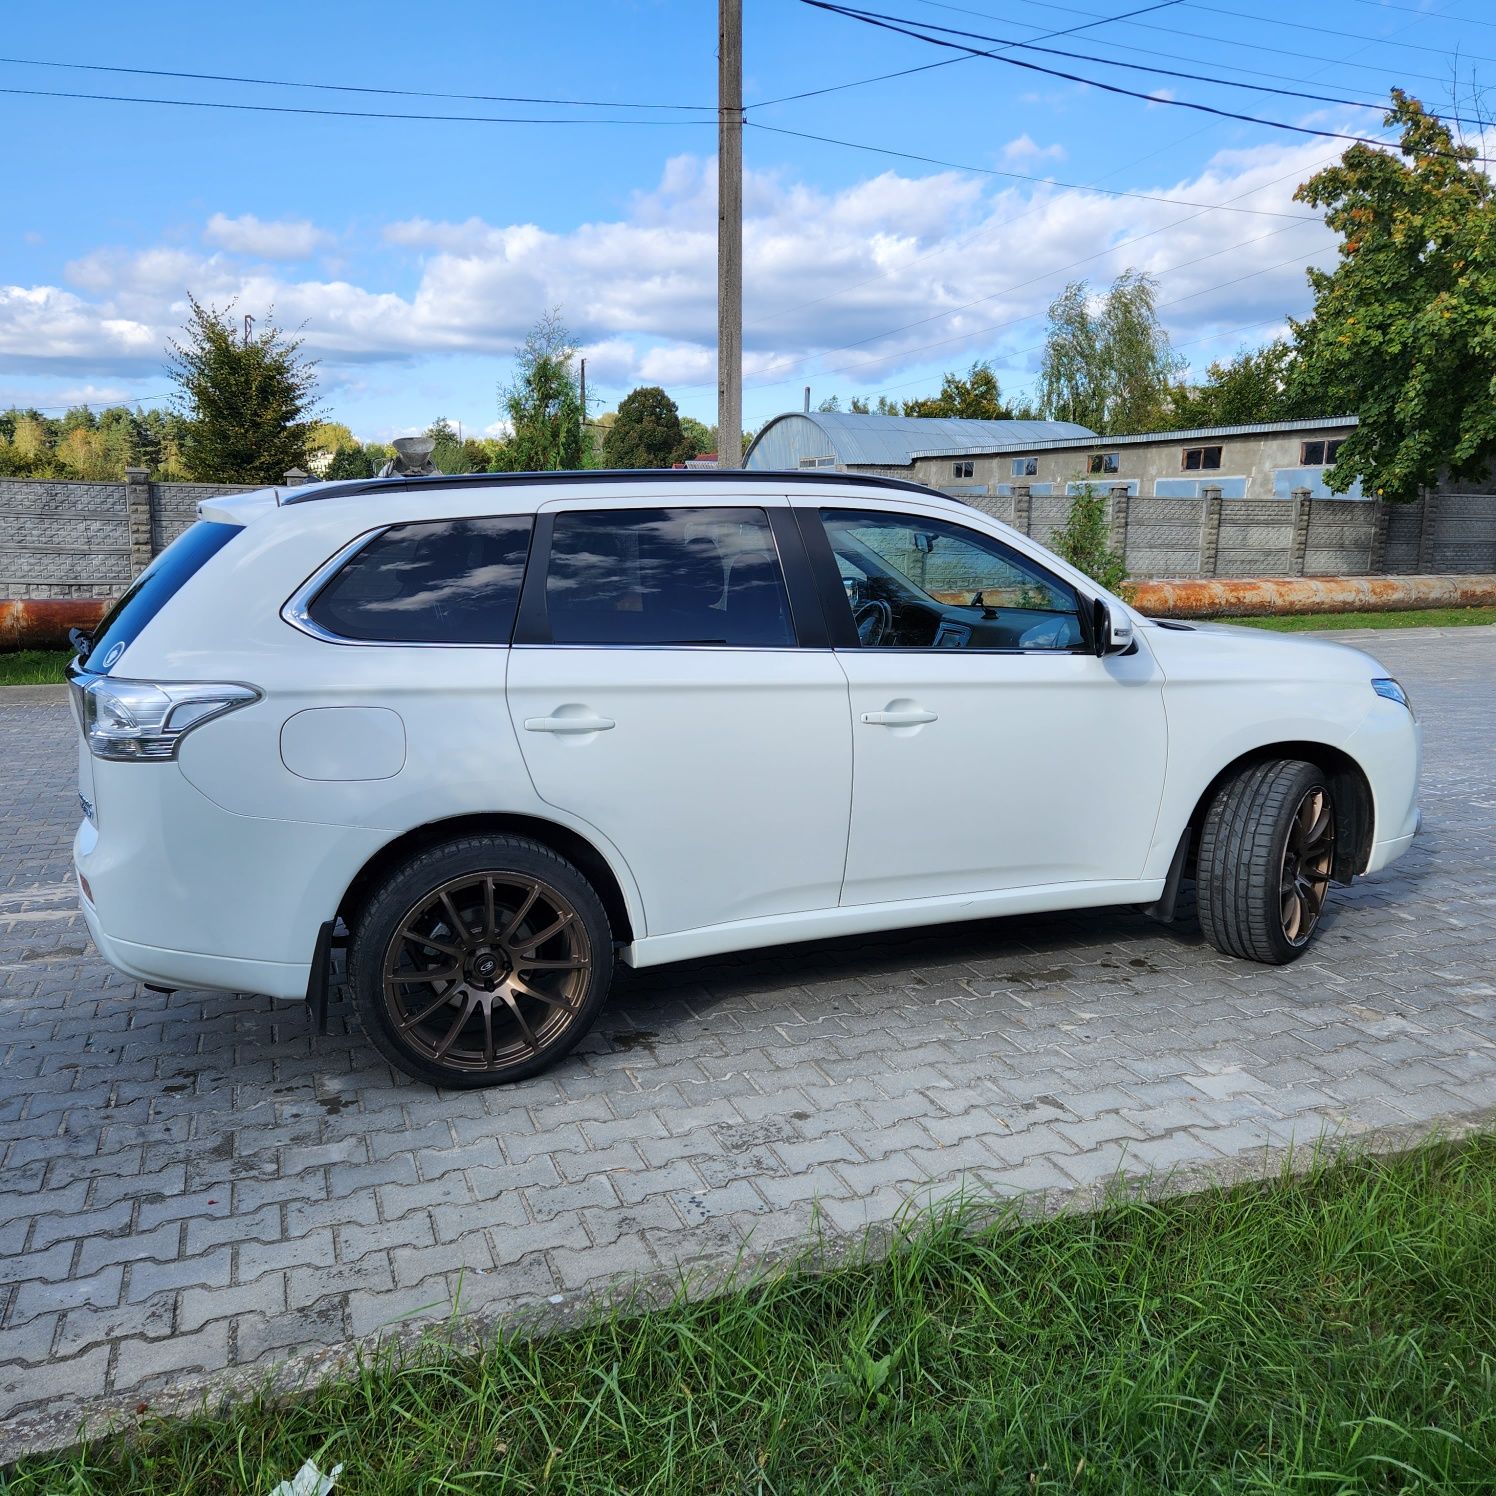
left=1141, top=617, right=1388, bottom=683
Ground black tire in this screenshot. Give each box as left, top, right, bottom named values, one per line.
left=350, top=834, right=614, bottom=1088
left=1197, top=758, right=1337, bottom=965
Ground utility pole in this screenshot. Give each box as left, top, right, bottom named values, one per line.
left=718, top=0, right=743, bottom=469
left=579, top=356, right=587, bottom=462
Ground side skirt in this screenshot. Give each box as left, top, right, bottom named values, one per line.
left=620, top=878, right=1167, bottom=970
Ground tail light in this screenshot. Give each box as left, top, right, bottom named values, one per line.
left=73, top=675, right=260, bottom=761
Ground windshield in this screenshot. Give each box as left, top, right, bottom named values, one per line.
left=78, top=521, right=243, bottom=674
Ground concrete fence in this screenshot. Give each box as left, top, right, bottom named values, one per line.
left=3, top=472, right=1496, bottom=604
left=971, top=482, right=1496, bottom=581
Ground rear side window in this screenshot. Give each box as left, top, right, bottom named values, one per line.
left=83, top=521, right=243, bottom=674
left=307, top=516, right=533, bottom=644
left=544, top=507, right=793, bottom=647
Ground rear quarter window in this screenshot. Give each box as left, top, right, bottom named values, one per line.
left=83, top=520, right=243, bottom=674
left=305, top=515, right=533, bottom=644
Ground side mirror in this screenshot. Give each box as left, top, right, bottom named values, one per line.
left=1091, top=597, right=1135, bottom=657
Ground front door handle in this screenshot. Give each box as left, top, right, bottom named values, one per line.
left=860, top=707, right=938, bottom=727
left=524, top=713, right=616, bottom=734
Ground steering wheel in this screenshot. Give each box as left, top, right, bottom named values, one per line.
left=852, top=597, right=892, bottom=646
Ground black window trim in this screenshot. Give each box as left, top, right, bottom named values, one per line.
left=797, top=504, right=1096, bottom=656
left=282, top=514, right=537, bottom=649
left=512, top=502, right=825, bottom=651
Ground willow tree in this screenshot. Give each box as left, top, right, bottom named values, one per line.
left=1038, top=270, right=1180, bottom=434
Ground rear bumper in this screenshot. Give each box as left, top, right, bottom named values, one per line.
left=72, top=761, right=386, bottom=1002
left=78, top=882, right=311, bottom=999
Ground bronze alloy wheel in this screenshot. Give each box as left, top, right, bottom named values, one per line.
left=1280, top=785, right=1336, bottom=946
left=381, top=872, right=593, bottom=1075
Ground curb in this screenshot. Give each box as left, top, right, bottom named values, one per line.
left=4, top=1105, right=1491, bottom=1469
left=0, top=684, right=69, bottom=706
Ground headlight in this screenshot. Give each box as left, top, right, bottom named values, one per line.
left=1371, top=677, right=1411, bottom=712
left=77, top=676, right=260, bottom=761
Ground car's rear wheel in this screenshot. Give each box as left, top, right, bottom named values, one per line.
left=350, top=834, right=613, bottom=1087
left=1197, top=759, right=1337, bottom=964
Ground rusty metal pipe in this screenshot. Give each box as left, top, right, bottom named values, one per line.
left=1130, top=574, right=1496, bottom=619
left=0, top=599, right=109, bottom=651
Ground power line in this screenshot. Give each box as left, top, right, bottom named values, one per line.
left=0, top=84, right=716, bottom=127
left=1342, top=0, right=1496, bottom=26
left=787, top=3, right=1491, bottom=127
left=1180, top=0, right=1496, bottom=63
left=908, top=0, right=1460, bottom=89
left=6, top=393, right=172, bottom=413
left=747, top=121, right=1318, bottom=218
left=803, top=2, right=1494, bottom=159
left=750, top=0, right=1181, bottom=108
left=0, top=54, right=715, bottom=112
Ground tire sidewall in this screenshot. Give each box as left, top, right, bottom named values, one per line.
left=350, top=835, right=614, bottom=1088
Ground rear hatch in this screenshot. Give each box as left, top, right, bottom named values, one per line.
left=69, top=518, right=246, bottom=823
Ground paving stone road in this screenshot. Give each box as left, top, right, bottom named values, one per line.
left=2, top=626, right=1494, bottom=1457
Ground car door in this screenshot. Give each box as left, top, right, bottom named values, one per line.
left=505, top=498, right=852, bottom=938
left=799, top=501, right=1168, bottom=906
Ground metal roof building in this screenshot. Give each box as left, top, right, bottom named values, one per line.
left=743, top=411, right=1096, bottom=472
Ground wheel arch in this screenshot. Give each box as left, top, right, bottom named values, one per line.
left=336, top=813, right=640, bottom=946
left=1178, top=740, right=1375, bottom=886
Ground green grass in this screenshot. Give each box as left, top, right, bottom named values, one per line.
left=9, top=1138, right=1496, bottom=1494
left=0, top=648, right=71, bottom=686
left=1219, top=604, right=1496, bottom=632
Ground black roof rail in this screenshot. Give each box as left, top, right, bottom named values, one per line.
left=280, top=467, right=946, bottom=504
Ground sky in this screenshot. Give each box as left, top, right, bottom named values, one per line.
left=1, top=0, right=1491, bottom=443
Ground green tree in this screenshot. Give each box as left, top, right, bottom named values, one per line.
left=1288, top=90, right=1495, bottom=499
left=166, top=296, right=320, bottom=482
left=902, top=361, right=1013, bottom=420
left=1051, top=482, right=1129, bottom=597
left=849, top=395, right=900, bottom=415
left=817, top=395, right=842, bottom=412
left=1168, top=339, right=1314, bottom=429
left=603, top=385, right=691, bottom=468
left=498, top=310, right=583, bottom=472
left=678, top=415, right=714, bottom=457
left=324, top=444, right=376, bottom=480
left=424, top=417, right=468, bottom=473
left=1039, top=271, right=1180, bottom=434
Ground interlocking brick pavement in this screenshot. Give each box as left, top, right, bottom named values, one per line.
left=2, top=626, right=1494, bottom=1457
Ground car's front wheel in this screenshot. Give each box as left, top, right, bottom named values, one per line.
left=1197, top=758, right=1337, bottom=964
left=350, top=834, right=614, bottom=1087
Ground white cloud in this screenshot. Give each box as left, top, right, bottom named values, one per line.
left=0, top=136, right=1344, bottom=400
left=204, top=213, right=332, bottom=259
left=1002, top=134, right=1066, bottom=164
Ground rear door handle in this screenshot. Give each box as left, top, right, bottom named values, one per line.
left=861, top=708, right=938, bottom=727
left=524, top=713, right=616, bottom=734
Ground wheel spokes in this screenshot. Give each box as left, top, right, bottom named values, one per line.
left=384, top=870, right=592, bottom=1072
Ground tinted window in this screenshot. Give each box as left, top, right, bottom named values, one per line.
left=820, top=509, right=1083, bottom=652
left=83, top=521, right=243, bottom=674
left=545, top=507, right=793, bottom=647
left=307, top=516, right=532, bottom=644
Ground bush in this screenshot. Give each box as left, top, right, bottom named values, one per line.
left=1051, top=483, right=1129, bottom=597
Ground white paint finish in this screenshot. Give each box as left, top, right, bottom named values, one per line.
left=279, top=706, right=406, bottom=781
left=70, top=472, right=1422, bottom=1006
left=623, top=876, right=1162, bottom=968
left=836, top=641, right=1168, bottom=903
left=506, top=645, right=853, bottom=934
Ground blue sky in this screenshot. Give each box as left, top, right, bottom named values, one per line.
left=2, top=0, right=1489, bottom=441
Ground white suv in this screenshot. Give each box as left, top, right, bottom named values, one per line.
left=68, top=471, right=1421, bottom=1088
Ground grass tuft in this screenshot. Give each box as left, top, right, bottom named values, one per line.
left=7, top=1137, right=1496, bottom=1493
left=1217, top=604, right=1496, bottom=632
left=0, top=649, right=72, bottom=686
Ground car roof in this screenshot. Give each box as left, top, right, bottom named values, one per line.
left=280, top=468, right=946, bottom=506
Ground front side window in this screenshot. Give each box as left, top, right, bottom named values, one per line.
left=1011, top=457, right=1038, bottom=477
left=1183, top=445, right=1223, bottom=471
left=952, top=460, right=974, bottom=479
left=545, top=507, right=793, bottom=647
left=306, top=515, right=532, bottom=644
left=1087, top=452, right=1120, bottom=475
left=819, top=509, right=1084, bottom=652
